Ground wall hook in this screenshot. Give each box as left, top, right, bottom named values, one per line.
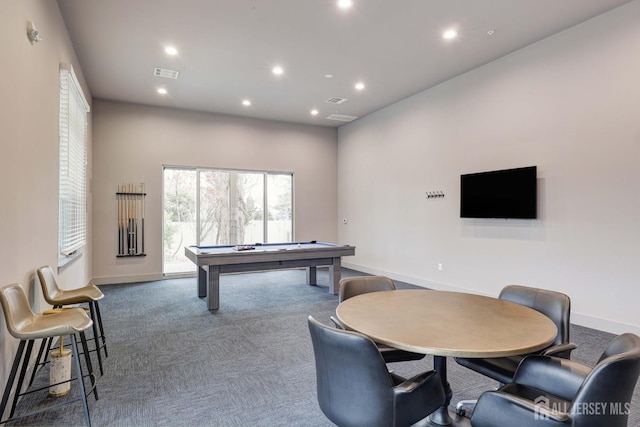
left=426, top=190, right=445, bottom=199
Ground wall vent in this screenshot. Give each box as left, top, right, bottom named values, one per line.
left=325, top=97, right=348, bottom=104
left=154, top=67, right=180, bottom=79
left=326, top=114, right=358, bottom=122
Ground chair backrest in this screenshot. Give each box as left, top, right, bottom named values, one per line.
left=499, top=285, right=570, bottom=347
left=570, top=333, right=640, bottom=427
left=307, top=316, right=397, bottom=427
left=339, top=276, right=395, bottom=303
left=36, top=265, right=61, bottom=305
left=0, top=284, right=36, bottom=338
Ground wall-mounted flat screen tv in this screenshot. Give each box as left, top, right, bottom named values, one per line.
left=460, top=166, right=537, bottom=219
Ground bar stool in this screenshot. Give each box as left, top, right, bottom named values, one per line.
left=0, top=284, right=95, bottom=426
left=35, top=266, right=107, bottom=376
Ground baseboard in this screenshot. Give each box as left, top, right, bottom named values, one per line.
left=342, top=262, right=492, bottom=295
left=570, top=313, right=640, bottom=336
left=91, top=272, right=164, bottom=286
left=342, top=262, right=640, bottom=336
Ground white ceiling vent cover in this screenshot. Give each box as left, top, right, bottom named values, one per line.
left=325, top=97, right=348, bottom=104
left=326, top=114, right=358, bottom=122
left=154, top=67, right=180, bottom=79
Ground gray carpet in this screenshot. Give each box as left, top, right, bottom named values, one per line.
left=6, top=268, right=640, bottom=426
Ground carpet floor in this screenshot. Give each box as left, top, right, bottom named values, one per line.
left=5, top=268, right=639, bottom=426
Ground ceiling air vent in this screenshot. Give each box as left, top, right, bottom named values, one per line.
left=325, top=97, right=348, bottom=104
left=326, top=114, right=358, bottom=122
left=154, top=67, right=180, bottom=79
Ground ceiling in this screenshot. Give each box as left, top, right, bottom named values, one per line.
left=57, top=0, right=632, bottom=128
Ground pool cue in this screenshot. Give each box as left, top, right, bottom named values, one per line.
left=117, top=187, right=120, bottom=255
left=124, top=189, right=128, bottom=254
left=130, top=184, right=134, bottom=254
left=134, top=185, right=139, bottom=254
left=118, top=186, right=122, bottom=255
left=135, top=184, right=140, bottom=254
left=140, top=183, right=145, bottom=254
left=122, top=185, right=127, bottom=255
left=125, top=184, right=131, bottom=255
left=132, top=184, right=138, bottom=254
left=128, top=184, right=134, bottom=254
left=125, top=187, right=128, bottom=254
left=132, top=188, right=136, bottom=254
left=118, top=185, right=124, bottom=255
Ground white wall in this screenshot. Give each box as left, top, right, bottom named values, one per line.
left=338, top=1, right=640, bottom=334
left=91, top=100, right=338, bottom=284
left=0, top=0, right=92, bottom=409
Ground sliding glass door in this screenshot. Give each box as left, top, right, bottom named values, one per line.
left=163, top=168, right=197, bottom=274
left=267, top=174, right=293, bottom=242
left=163, top=167, right=293, bottom=275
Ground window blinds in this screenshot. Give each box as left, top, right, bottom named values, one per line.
left=59, top=64, right=90, bottom=259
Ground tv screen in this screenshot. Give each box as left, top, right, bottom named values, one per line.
left=460, top=166, right=537, bottom=219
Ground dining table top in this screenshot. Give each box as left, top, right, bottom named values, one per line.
left=335, top=289, right=558, bottom=358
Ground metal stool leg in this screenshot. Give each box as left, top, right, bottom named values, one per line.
left=9, top=340, right=34, bottom=418
left=79, top=331, right=98, bottom=400
left=71, top=334, right=91, bottom=427
left=88, top=302, right=104, bottom=376
left=93, top=301, right=107, bottom=358
left=0, top=340, right=26, bottom=421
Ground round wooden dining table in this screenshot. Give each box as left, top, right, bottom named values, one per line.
left=335, top=289, right=558, bottom=426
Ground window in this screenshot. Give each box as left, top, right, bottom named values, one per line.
left=163, top=167, right=293, bottom=274
left=58, top=64, right=90, bottom=266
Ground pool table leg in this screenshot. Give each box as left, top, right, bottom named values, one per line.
left=306, top=267, right=317, bottom=286
left=329, top=257, right=341, bottom=295
left=206, top=265, right=220, bottom=311
left=198, top=266, right=207, bottom=298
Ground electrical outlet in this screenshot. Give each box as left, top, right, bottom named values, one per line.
left=438, top=263, right=443, bottom=271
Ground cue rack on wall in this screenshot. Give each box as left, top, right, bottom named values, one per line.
left=116, top=183, right=146, bottom=257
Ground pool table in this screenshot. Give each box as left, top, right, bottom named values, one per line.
left=185, top=241, right=356, bottom=310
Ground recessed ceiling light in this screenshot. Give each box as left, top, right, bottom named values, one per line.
left=272, top=66, right=284, bottom=75
left=157, top=87, right=168, bottom=95
left=242, top=99, right=251, bottom=107
left=337, top=0, right=353, bottom=9
left=355, top=82, right=365, bottom=91
left=311, top=109, right=319, bottom=116
left=443, top=29, right=457, bottom=40
left=325, top=74, right=334, bottom=79
left=487, top=30, right=495, bottom=36
left=164, top=46, right=178, bottom=55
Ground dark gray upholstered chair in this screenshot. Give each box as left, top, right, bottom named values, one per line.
left=456, top=285, right=576, bottom=384
left=308, top=316, right=445, bottom=427
left=470, top=333, right=640, bottom=427
left=455, top=285, right=576, bottom=416
left=338, top=275, right=398, bottom=302
left=331, top=276, right=425, bottom=363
